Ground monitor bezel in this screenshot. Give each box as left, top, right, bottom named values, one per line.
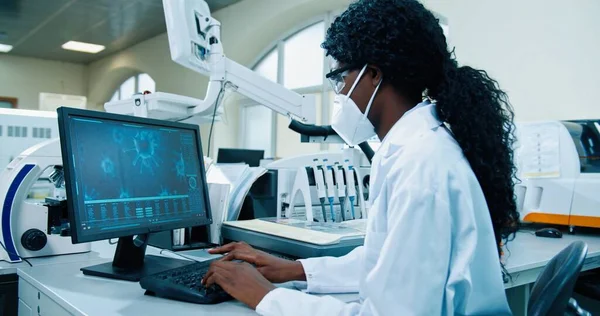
left=57, top=107, right=213, bottom=244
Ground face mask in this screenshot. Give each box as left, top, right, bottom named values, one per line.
left=331, top=65, right=382, bottom=147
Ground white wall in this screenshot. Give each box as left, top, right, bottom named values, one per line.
left=0, top=55, right=87, bottom=110
left=423, top=0, right=600, bottom=121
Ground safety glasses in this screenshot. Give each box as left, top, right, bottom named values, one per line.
left=325, top=64, right=357, bottom=94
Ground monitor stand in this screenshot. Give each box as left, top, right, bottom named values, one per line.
left=81, top=234, right=192, bottom=282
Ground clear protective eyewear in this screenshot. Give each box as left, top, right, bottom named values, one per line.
left=326, top=64, right=356, bottom=94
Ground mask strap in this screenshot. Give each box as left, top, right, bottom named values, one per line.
left=347, top=65, right=368, bottom=97
left=363, top=79, right=383, bottom=119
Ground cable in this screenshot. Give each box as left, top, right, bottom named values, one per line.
left=108, top=239, right=118, bottom=245
left=0, top=241, right=32, bottom=267
left=176, top=115, right=194, bottom=122
left=207, top=88, right=224, bottom=157
left=328, top=197, right=336, bottom=223
left=319, top=198, right=328, bottom=222
left=159, top=249, right=195, bottom=262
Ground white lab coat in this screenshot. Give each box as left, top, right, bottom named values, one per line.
left=256, top=102, right=512, bottom=316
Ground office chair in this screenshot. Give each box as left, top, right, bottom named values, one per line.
left=528, top=241, right=589, bottom=316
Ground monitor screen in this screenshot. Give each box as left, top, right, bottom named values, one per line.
left=58, top=108, right=212, bottom=243
left=217, top=148, right=264, bottom=167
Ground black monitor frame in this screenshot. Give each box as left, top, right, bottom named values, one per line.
left=57, top=107, right=213, bottom=281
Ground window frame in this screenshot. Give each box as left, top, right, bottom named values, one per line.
left=240, top=14, right=334, bottom=156
left=0, top=97, right=18, bottom=109
left=110, top=73, right=155, bottom=102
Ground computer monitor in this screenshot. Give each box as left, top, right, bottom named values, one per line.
left=57, top=107, right=212, bottom=281
left=217, top=148, right=264, bottom=167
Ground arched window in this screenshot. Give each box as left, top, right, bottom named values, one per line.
left=241, top=18, right=329, bottom=159
left=110, top=73, right=156, bottom=101
left=241, top=13, right=449, bottom=158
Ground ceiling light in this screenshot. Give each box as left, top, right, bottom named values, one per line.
left=61, top=41, right=105, bottom=54
left=0, top=43, right=13, bottom=53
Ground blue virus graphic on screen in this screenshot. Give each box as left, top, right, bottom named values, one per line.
left=112, top=128, right=124, bottom=144
left=101, top=157, right=116, bottom=178
left=126, top=131, right=160, bottom=174
left=175, top=152, right=185, bottom=180
left=159, top=187, right=170, bottom=197
left=119, top=188, right=130, bottom=199
left=84, top=187, right=98, bottom=201
left=188, top=176, right=198, bottom=189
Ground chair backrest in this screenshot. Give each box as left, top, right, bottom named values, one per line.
left=528, top=241, right=588, bottom=316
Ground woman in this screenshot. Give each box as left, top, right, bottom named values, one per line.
left=202, top=0, right=519, bottom=314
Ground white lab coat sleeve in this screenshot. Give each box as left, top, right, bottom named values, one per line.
left=256, top=169, right=453, bottom=316
left=296, top=246, right=363, bottom=294
left=256, top=288, right=361, bottom=316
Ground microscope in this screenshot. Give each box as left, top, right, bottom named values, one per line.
left=0, top=139, right=90, bottom=263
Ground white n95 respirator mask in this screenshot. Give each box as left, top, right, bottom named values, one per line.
left=331, top=65, right=382, bottom=147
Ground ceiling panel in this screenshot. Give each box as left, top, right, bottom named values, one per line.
left=0, top=0, right=242, bottom=64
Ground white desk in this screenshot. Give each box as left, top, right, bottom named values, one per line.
left=12, top=231, right=600, bottom=316
left=18, top=259, right=276, bottom=316
left=15, top=242, right=356, bottom=316
left=502, top=231, right=600, bottom=315
left=504, top=232, right=600, bottom=287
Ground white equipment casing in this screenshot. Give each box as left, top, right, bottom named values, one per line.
left=516, top=120, right=600, bottom=229
left=105, top=92, right=224, bottom=125
left=0, top=108, right=58, bottom=168
left=0, top=139, right=90, bottom=262
left=267, top=149, right=369, bottom=222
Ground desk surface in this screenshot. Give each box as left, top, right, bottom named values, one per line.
left=18, top=259, right=273, bottom=316
left=0, top=243, right=115, bottom=275
left=15, top=241, right=355, bottom=316
left=9, top=230, right=600, bottom=315
left=503, top=231, right=600, bottom=273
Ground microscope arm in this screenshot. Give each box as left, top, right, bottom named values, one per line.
left=162, top=0, right=316, bottom=124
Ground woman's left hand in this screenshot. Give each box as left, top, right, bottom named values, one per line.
left=203, top=260, right=276, bottom=309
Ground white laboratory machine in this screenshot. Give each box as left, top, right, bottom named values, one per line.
left=516, top=120, right=600, bottom=232
left=0, top=108, right=58, bottom=169
left=0, top=139, right=91, bottom=263
left=0, top=109, right=91, bottom=262
left=220, top=150, right=370, bottom=259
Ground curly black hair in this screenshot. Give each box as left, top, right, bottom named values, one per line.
left=322, top=0, right=520, bottom=256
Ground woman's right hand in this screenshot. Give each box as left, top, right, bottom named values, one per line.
left=208, top=242, right=306, bottom=283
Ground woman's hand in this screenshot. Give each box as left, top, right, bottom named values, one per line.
left=208, top=242, right=306, bottom=283
left=203, top=260, right=275, bottom=309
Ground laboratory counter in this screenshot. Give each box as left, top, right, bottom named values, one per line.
left=15, top=241, right=356, bottom=316
left=504, top=231, right=600, bottom=287
left=19, top=259, right=348, bottom=316
left=10, top=230, right=600, bottom=316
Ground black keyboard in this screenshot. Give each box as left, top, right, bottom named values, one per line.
left=140, top=259, right=233, bottom=304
